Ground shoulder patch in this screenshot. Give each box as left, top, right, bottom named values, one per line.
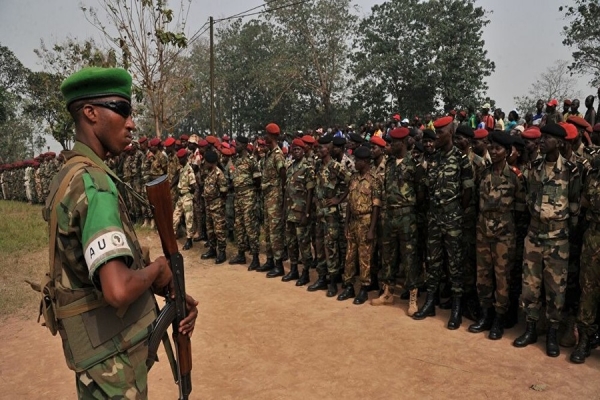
left=565, top=160, right=578, bottom=173
left=532, top=158, right=544, bottom=167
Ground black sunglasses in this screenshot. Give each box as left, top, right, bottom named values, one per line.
left=78, top=101, right=133, bottom=118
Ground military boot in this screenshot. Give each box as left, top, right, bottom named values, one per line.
left=307, top=275, right=328, bottom=292
left=447, top=296, right=462, bottom=330
left=326, top=276, right=339, bottom=297
left=201, top=248, right=217, bottom=259
left=266, top=259, right=285, bottom=278
left=256, top=257, right=275, bottom=272
left=353, top=286, right=369, bottom=305
left=282, top=248, right=289, bottom=262
left=570, top=330, right=591, bottom=364
left=296, top=268, right=310, bottom=286
left=468, top=307, right=494, bottom=333
left=247, top=254, right=260, bottom=271
left=182, top=238, right=193, bottom=251
left=282, top=264, right=299, bottom=282
left=229, top=251, right=246, bottom=265
left=141, top=218, right=149, bottom=228
left=559, top=315, right=577, bottom=348
left=370, top=284, right=394, bottom=306
left=215, top=250, right=226, bottom=264
left=488, top=313, right=505, bottom=340
left=546, top=326, right=560, bottom=357
left=413, top=291, right=436, bottom=320
left=513, top=321, right=537, bottom=347
left=439, top=297, right=452, bottom=310
left=149, top=219, right=156, bottom=230
left=337, top=284, right=355, bottom=301
left=504, top=297, right=519, bottom=329
left=407, top=289, right=418, bottom=317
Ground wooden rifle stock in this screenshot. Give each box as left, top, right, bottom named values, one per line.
left=146, top=175, right=192, bottom=399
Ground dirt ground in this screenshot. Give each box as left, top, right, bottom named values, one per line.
left=1, top=231, right=600, bottom=400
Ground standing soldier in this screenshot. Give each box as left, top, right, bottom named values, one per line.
left=337, top=146, right=382, bottom=305
left=200, top=150, right=228, bottom=264
left=173, top=148, right=196, bottom=250
left=164, top=137, right=179, bottom=209
left=331, top=136, right=352, bottom=278
left=513, top=123, right=581, bottom=358
left=121, top=145, right=136, bottom=219
left=370, top=135, right=387, bottom=289
left=229, top=136, right=262, bottom=270
left=468, top=132, right=526, bottom=340
left=413, top=116, right=474, bottom=330
left=138, top=136, right=152, bottom=227
left=193, top=139, right=210, bottom=242
left=255, top=123, right=287, bottom=278
left=282, top=138, right=315, bottom=285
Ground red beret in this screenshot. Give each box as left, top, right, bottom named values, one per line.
left=390, top=127, right=410, bottom=139
left=370, top=135, right=386, bottom=147
left=265, top=123, right=280, bottom=135
left=449, top=110, right=457, bottom=116
left=149, top=138, right=161, bottom=147
left=175, top=140, right=181, bottom=146
left=198, top=139, right=209, bottom=147
left=594, top=123, right=600, bottom=133
left=206, top=135, right=218, bottom=145
left=246, top=143, right=254, bottom=152
left=567, top=115, right=592, bottom=133
left=163, top=137, right=176, bottom=147
left=138, top=136, right=148, bottom=144
left=473, top=129, right=489, bottom=139
left=292, top=138, right=306, bottom=148
left=301, top=135, right=316, bottom=145
left=433, top=116, right=453, bottom=129
left=559, top=122, right=578, bottom=141
left=221, top=142, right=231, bottom=149
left=392, top=114, right=401, bottom=121
left=221, top=147, right=234, bottom=156
left=547, top=99, right=558, bottom=107
left=180, top=134, right=189, bottom=141
left=257, top=139, right=266, bottom=145
left=522, top=127, right=541, bottom=139
left=222, top=134, right=230, bottom=141
left=459, top=111, right=467, bottom=117
left=282, top=146, right=288, bottom=154
left=176, top=148, right=188, bottom=158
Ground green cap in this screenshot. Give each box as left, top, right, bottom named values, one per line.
left=61, top=67, right=132, bottom=108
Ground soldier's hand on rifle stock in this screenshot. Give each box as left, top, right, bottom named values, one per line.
left=151, top=256, right=174, bottom=296
left=179, top=295, right=199, bottom=336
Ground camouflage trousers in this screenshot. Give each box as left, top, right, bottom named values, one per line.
left=566, top=215, right=587, bottom=312
left=338, top=201, right=348, bottom=271
left=462, top=206, right=477, bottom=294
left=512, top=211, right=530, bottom=300
left=193, top=188, right=206, bottom=237
left=426, top=206, right=464, bottom=296
left=206, top=199, right=227, bottom=251
left=476, top=229, right=515, bottom=314
left=577, top=225, right=600, bottom=335
left=285, top=219, right=313, bottom=267
left=416, top=206, right=429, bottom=276
left=234, top=190, right=260, bottom=254
left=76, top=342, right=148, bottom=400
left=263, top=189, right=284, bottom=261
left=380, top=208, right=422, bottom=290
left=132, top=180, right=149, bottom=220
left=342, top=215, right=374, bottom=286
left=226, top=192, right=235, bottom=233
left=521, top=232, right=569, bottom=327
left=315, top=210, right=341, bottom=277
left=173, top=194, right=194, bottom=239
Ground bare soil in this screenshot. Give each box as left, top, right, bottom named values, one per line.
left=1, top=231, right=599, bottom=400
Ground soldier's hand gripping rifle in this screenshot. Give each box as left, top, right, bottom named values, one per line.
left=146, top=175, right=192, bottom=400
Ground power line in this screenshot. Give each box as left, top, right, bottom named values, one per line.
left=188, top=19, right=211, bottom=45
left=214, top=0, right=312, bottom=23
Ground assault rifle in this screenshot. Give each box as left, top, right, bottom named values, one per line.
left=146, top=175, right=192, bottom=400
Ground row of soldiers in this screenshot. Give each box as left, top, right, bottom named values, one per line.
left=0, top=152, right=64, bottom=203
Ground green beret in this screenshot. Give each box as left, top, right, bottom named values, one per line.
left=61, top=67, right=132, bottom=108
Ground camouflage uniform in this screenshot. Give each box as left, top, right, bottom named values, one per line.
left=380, top=155, right=424, bottom=290
left=425, top=146, right=474, bottom=295
left=232, top=153, right=261, bottom=254
left=371, top=155, right=387, bottom=280
left=261, top=146, right=286, bottom=261
left=203, top=165, right=228, bottom=252
left=122, top=153, right=138, bottom=220
left=337, top=153, right=355, bottom=267
left=476, top=163, right=526, bottom=314
left=167, top=152, right=180, bottom=209
left=522, top=155, right=581, bottom=326
left=284, top=156, right=315, bottom=267
left=172, top=162, right=196, bottom=239
left=223, top=157, right=235, bottom=237
left=342, top=170, right=382, bottom=286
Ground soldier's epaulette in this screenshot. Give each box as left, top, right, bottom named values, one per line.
left=584, top=146, right=597, bottom=155
left=510, top=166, right=523, bottom=178
left=532, top=158, right=544, bottom=167
left=565, top=160, right=578, bottom=173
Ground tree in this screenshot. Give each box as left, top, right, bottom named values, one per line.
left=560, top=1, right=600, bottom=86
left=513, top=60, right=583, bottom=115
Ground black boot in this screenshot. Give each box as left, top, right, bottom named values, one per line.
left=546, top=327, right=560, bottom=357
left=326, top=276, right=339, bottom=297
left=439, top=297, right=452, bottom=310
left=570, top=330, right=591, bottom=364
left=400, top=289, right=410, bottom=300
left=307, top=275, right=328, bottom=291
left=488, top=313, right=505, bottom=340
left=413, top=291, right=436, bottom=320
left=266, top=259, right=285, bottom=278
left=353, top=286, right=369, bottom=305
left=247, top=254, right=260, bottom=271
left=366, top=274, right=379, bottom=292
left=183, top=238, right=193, bottom=250
left=337, top=284, right=355, bottom=301
left=296, top=268, right=310, bottom=286
left=282, top=264, right=299, bottom=282
left=256, top=257, right=274, bottom=272
left=282, top=248, right=289, bottom=262
left=215, top=250, right=226, bottom=264
left=462, top=292, right=481, bottom=322
left=229, top=251, right=246, bottom=265
left=447, top=296, right=462, bottom=330
left=196, top=232, right=208, bottom=241
left=201, top=248, right=217, bottom=259
left=468, top=307, right=494, bottom=333
left=513, top=321, right=538, bottom=347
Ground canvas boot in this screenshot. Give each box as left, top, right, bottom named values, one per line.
left=407, top=289, right=418, bottom=317
left=370, top=284, right=394, bottom=306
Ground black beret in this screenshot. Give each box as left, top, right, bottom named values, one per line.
left=332, top=137, right=347, bottom=147
left=353, top=146, right=371, bottom=160
left=413, top=141, right=424, bottom=153
left=204, top=151, right=219, bottom=164
left=489, top=131, right=513, bottom=149
left=349, top=133, right=364, bottom=143
left=541, top=123, right=566, bottom=138
left=384, top=135, right=391, bottom=143
left=409, top=128, right=419, bottom=137
left=511, top=136, right=525, bottom=150
left=318, top=135, right=333, bottom=144
left=455, top=124, right=474, bottom=138
left=236, top=136, right=249, bottom=144
left=422, top=129, right=437, bottom=140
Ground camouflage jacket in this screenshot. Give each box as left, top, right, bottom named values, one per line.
left=426, top=146, right=474, bottom=208
left=177, top=162, right=196, bottom=198
left=148, top=150, right=168, bottom=179
left=583, top=167, right=600, bottom=224
left=347, top=170, right=382, bottom=216
left=383, top=154, right=424, bottom=209
left=232, top=153, right=261, bottom=192
left=284, top=157, right=315, bottom=222
left=203, top=166, right=228, bottom=207
left=167, top=153, right=180, bottom=182
left=261, top=146, right=286, bottom=194
left=314, top=157, right=350, bottom=214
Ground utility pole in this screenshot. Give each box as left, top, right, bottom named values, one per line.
left=209, top=16, right=215, bottom=135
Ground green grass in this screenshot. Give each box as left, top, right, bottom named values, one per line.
left=0, top=201, right=48, bottom=254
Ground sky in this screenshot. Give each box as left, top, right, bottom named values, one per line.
left=0, top=0, right=594, bottom=152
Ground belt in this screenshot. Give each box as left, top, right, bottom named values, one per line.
left=234, top=185, right=255, bottom=193
left=387, top=206, right=414, bottom=215
left=528, top=218, right=568, bottom=233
